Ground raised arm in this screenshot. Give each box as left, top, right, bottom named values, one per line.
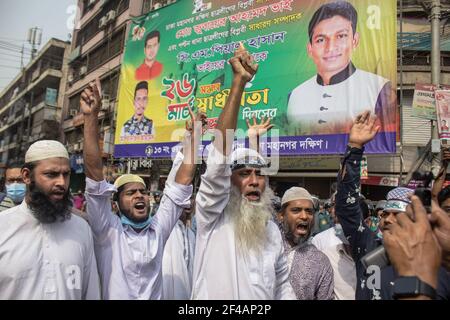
left=175, top=107, right=206, bottom=186
left=246, top=116, right=273, bottom=153
left=151, top=108, right=203, bottom=242
left=215, top=43, right=258, bottom=156
left=335, top=111, right=380, bottom=260
left=81, top=80, right=119, bottom=237
left=196, top=44, right=258, bottom=228
left=80, top=79, right=103, bottom=182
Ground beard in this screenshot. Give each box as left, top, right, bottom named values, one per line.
left=281, top=219, right=312, bottom=247
left=225, top=185, right=275, bottom=253
left=28, top=181, right=72, bottom=224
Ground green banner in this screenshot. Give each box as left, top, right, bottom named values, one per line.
left=114, top=0, right=397, bottom=158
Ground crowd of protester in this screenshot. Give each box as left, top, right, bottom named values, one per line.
left=0, top=44, right=449, bottom=301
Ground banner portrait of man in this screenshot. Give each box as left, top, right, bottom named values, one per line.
left=120, top=81, right=155, bottom=142
left=287, top=1, right=394, bottom=135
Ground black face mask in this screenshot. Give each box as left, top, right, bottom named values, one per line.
left=28, top=181, right=72, bottom=224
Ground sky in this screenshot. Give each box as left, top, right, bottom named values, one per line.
left=0, top=0, right=77, bottom=93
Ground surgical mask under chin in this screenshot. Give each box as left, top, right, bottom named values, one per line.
left=6, top=183, right=26, bottom=204
left=120, top=212, right=152, bottom=230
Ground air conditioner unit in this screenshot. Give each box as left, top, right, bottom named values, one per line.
left=106, top=10, right=116, bottom=22
left=68, top=74, right=74, bottom=83
left=79, top=66, right=87, bottom=77
left=99, top=16, right=107, bottom=29
left=73, top=143, right=80, bottom=151
left=69, top=110, right=78, bottom=117
left=88, top=0, right=96, bottom=7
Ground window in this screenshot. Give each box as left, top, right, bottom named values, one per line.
left=77, top=0, right=129, bottom=47
left=67, top=93, right=81, bottom=120
left=101, top=72, right=120, bottom=100
left=87, top=28, right=125, bottom=72
left=142, top=0, right=152, bottom=14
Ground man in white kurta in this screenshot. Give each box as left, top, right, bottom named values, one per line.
left=162, top=218, right=196, bottom=300
left=312, top=225, right=356, bottom=300
left=0, top=140, right=100, bottom=300
left=191, top=146, right=294, bottom=300
left=191, top=44, right=294, bottom=300
left=81, top=79, right=197, bottom=300
left=0, top=202, right=100, bottom=299
left=85, top=153, right=192, bottom=300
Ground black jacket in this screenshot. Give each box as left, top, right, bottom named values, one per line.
left=336, top=146, right=450, bottom=300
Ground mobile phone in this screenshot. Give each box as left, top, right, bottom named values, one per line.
left=361, top=245, right=390, bottom=270
left=414, top=188, right=431, bottom=213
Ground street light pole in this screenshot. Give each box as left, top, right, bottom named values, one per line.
left=431, top=0, right=441, bottom=86
left=429, top=0, right=441, bottom=176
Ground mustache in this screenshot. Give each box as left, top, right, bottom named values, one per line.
left=28, top=181, right=72, bottom=224
left=282, top=220, right=310, bottom=246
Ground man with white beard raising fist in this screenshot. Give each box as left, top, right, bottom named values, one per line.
left=191, top=44, right=295, bottom=300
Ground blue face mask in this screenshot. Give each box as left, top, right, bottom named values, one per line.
left=120, top=212, right=152, bottom=230
left=6, top=183, right=26, bottom=204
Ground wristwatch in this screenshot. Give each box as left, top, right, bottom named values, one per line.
left=392, top=276, right=437, bottom=299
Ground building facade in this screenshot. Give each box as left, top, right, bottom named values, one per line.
left=56, top=0, right=450, bottom=197
left=61, top=0, right=173, bottom=190
left=0, top=38, right=70, bottom=178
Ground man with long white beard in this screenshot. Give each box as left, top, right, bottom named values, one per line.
left=191, top=44, right=295, bottom=300
left=278, top=187, right=334, bottom=300
left=0, top=140, right=100, bottom=299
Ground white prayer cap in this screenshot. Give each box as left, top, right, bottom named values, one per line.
left=114, top=174, right=146, bottom=189
left=25, top=140, right=69, bottom=163
left=281, top=187, right=313, bottom=206
left=230, top=148, right=268, bottom=171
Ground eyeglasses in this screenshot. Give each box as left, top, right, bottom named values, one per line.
left=123, top=189, right=150, bottom=197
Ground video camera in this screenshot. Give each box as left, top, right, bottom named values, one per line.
left=361, top=170, right=434, bottom=271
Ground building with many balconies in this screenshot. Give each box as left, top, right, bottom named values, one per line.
left=0, top=38, right=70, bottom=178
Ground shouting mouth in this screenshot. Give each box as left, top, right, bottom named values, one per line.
left=295, top=221, right=310, bottom=236
left=245, top=191, right=261, bottom=202
left=134, top=202, right=147, bottom=214
left=51, top=190, right=66, bottom=200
